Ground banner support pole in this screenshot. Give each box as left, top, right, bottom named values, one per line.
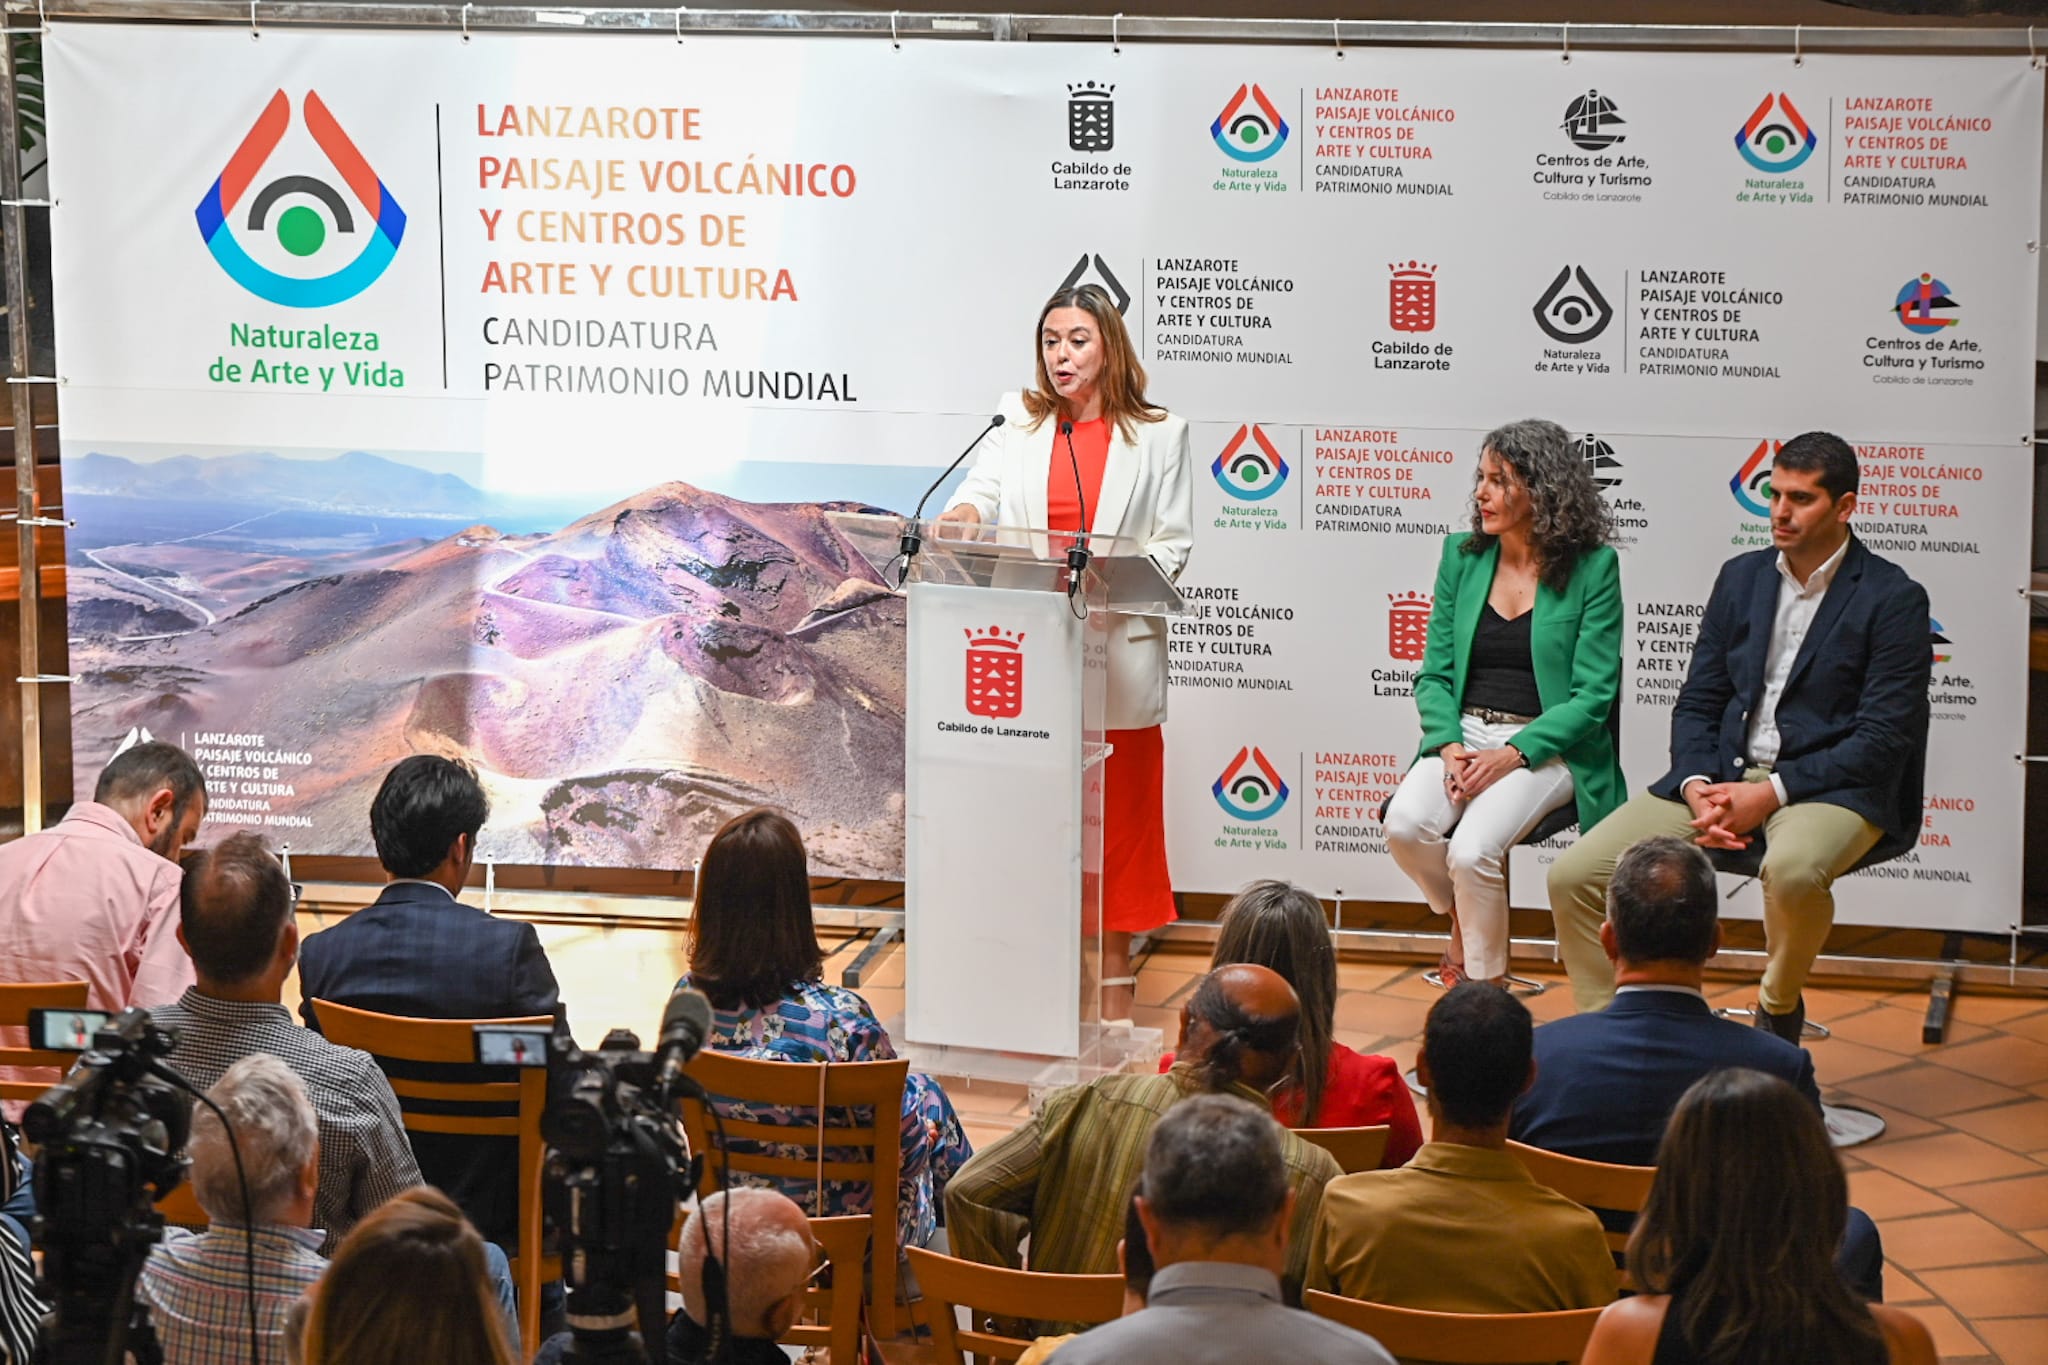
left=1, top=29, right=43, bottom=835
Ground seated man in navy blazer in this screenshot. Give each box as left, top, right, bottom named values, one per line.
left=299, top=755, right=563, bottom=1263
left=1548, top=431, right=1929, bottom=1040
left=1514, top=834, right=1882, bottom=1299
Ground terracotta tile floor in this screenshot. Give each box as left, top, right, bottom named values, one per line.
left=344, top=914, right=2048, bottom=1363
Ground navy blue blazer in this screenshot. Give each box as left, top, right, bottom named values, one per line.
left=1510, top=989, right=1820, bottom=1167
left=298, top=881, right=562, bottom=1026
left=299, top=880, right=563, bottom=1245
left=1647, top=535, right=1929, bottom=861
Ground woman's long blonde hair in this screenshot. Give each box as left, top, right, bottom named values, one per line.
left=1020, top=283, right=1165, bottom=443
left=303, top=1187, right=514, bottom=1365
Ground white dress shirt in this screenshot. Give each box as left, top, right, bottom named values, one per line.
left=1685, top=534, right=1850, bottom=807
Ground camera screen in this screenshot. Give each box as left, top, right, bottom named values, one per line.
left=27, top=1009, right=111, bottom=1052
left=473, top=1025, right=549, bottom=1067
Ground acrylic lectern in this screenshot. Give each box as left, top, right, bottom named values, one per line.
left=832, top=512, right=1185, bottom=1078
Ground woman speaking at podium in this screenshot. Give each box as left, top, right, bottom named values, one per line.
left=1383, top=419, right=1623, bottom=989
left=936, top=283, right=1194, bottom=1022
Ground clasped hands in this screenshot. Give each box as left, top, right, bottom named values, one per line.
left=1682, top=778, right=1781, bottom=849
left=1438, top=742, right=1523, bottom=803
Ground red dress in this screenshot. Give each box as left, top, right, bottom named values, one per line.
left=1158, top=1042, right=1423, bottom=1166
left=1049, top=417, right=1176, bottom=936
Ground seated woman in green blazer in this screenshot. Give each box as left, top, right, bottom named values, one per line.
left=1384, top=419, right=1625, bottom=987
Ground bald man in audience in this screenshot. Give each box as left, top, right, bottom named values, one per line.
left=534, top=1188, right=817, bottom=1365
left=947, top=965, right=1342, bottom=1316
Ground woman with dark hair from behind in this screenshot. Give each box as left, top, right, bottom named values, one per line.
left=1581, top=1068, right=1935, bottom=1365
left=297, top=1186, right=513, bottom=1365
left=1159, top=880, right=1420, bottom=1165
left=679, top=806, right=971, bottom=1249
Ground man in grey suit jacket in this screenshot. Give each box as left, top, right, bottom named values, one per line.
left=1049, top=1094, right=1392, bottom=1365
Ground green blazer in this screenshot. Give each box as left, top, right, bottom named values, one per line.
left=1411, top=532, right=1626, bottom=832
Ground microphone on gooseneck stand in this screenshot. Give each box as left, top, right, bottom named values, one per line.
left=898, top=413, right=1006, bottom=587
left=1060, top=421, right=1093, bottom=609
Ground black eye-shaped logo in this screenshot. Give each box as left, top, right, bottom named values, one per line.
left=1058, top=252, right=1131, bottom=315
left=1533, top=265, right=1613, bottom=344
left=247, top=175, right=355, bottom=259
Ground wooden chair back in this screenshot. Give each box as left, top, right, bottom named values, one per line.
left=1305, top=1291, right=1605, bottom=1363
left=1507, top=1141, right=1656, bottom=1262
left=1291, top=1124, right=1391, bottom=1174
left=664, top=1210, right=869, bottom=1361
left=310, top=1000, right=553, bottom=1360
left=0, top=981, right=92, bottom=1105
left=679, top=1050, right=910, bottom=1336
left=156, top=1180, right=208, bottom=1230
left=904, top=1246, right=1125, bottom=1364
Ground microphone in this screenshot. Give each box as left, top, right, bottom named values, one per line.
left=899, top=413, right=1006, bottom=586
left=653, top=984, right=714, bottom=1101
left=1060, top=420, right=1093, bottom=588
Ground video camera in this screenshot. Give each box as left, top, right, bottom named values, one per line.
left=23, top=1007, right=193, bottom=1365
left=476, top=987, right=712, bottom=1364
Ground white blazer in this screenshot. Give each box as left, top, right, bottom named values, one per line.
left=947, top=390, right=1194, bottom=730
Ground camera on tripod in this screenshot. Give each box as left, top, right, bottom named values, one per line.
left=23, top=1007, right=194, bottom=1365
left=474, top=987, right=712, bottom=1364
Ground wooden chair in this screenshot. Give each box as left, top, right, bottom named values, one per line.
left=679, top=1050, right=910, bottom=1336
left=156, top=1181, right=208, bottom=1230
left=1291, top=1124, right=1391, bottom=1174
left=0, top=981, right=91, bottom=1107
left=310, top=1000, right=554, bottom=1361
left=665, top=1210, right=869, bottom=1362
left=1304, top=1291, right=1605, bottom=1364
left=1506, top=1140, right=1655, bottom=1266
left=905, top=1246, right=1125, bottom=1365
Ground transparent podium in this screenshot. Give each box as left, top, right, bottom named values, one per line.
left=832, top=512, right=1187, bottom=1092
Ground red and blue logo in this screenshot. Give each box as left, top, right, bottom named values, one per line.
left=1734, top=93, right=1816, bottom=173
left=196, top=91, right=406, bottom=308
left=1212, top=84, right=1290, bottom=162
left=1213, top=746, right=1290, bottom=821
left=1730, top=438, right=1780, bottom=517
left=1211, top=424, right=1290, bottom=502
left=1893, top=274, right=1959, bottom=335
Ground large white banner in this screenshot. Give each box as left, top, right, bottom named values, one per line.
left=44, top=27, right=2040, bottom=929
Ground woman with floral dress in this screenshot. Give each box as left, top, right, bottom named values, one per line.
left=678, top=807, right=970, bottom=1248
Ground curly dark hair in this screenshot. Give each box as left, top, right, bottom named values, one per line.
left=1462, top=418, right=1614, bottom=592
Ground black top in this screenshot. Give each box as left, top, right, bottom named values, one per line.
left=1461, top=602, right=1542, bottom=717
left=1651, top=1291, right=1709, bottom=1365
left=1651, top=1288, right=1887, bottom=1365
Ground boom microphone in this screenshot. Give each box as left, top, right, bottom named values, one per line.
left=898, top=413, right=1006, bottom=586
left=653, top=985, right=715, bottom=1102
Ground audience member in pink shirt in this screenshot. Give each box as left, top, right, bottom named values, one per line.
left=0, top=741, right=209, bottom=1063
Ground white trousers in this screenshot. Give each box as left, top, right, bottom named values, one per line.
left=1384, top=713, right=1575, bottom=980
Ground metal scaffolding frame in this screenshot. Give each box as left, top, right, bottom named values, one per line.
left=3, top=4, right=2047, bottom=49
left=3, top=3, right=2042, bottom=1010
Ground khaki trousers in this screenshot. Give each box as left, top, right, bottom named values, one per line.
left=1547, top=775, right=1882, bottom=1013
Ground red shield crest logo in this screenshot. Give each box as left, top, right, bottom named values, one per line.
left=965, top=625, right=1025, bottom=719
